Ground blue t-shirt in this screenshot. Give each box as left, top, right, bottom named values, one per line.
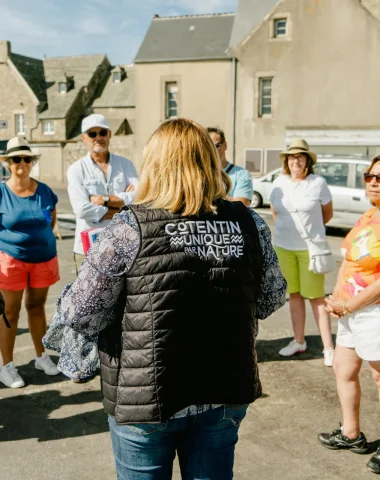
left=224, top=163, right=253, bottom=201
left=0, top=181, right=58, bottom=263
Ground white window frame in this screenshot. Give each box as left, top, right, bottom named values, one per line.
left=59, top=82, right=67, bottom=94
left=274, top=18, right=287, bottom=37
left=258, top=78, right=273, bottom=117
left=15, top=113, right=25, bottom=135
left=269, top=13, right=292, bottom=41
left=166, top=82, right=178, bottom=119
left=42, top=120, right=55, bottom=135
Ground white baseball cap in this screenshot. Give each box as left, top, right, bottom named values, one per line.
left=81, top=114, right=110, bottom=133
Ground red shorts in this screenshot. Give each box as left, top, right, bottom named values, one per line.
left=0, top=252, right=60, bottom=291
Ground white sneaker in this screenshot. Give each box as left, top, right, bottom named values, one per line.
left=0, top=362, right=25, bottom=388
left=323, top=347, right=334, bottom=367
left=35, top=353, right=60, bottom=376
left=279, top=339, right=307, bottom=357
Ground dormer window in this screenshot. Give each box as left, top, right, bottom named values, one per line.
left=274, top=19, right=287, bottom=37
left=113, top=72, right=121, bottom=83
left=59, top=82, right=67, bottom=94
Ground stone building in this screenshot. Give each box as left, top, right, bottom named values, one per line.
left=0, top=41, right=135, bottom=185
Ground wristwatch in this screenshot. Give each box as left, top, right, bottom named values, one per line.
left=103, top=195, right=110, bottom=207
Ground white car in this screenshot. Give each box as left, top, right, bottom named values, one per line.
left=251, top=155, right=372, bottom=229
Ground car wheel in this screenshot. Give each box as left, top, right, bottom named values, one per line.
left=251, top=192, right=263, bottom=208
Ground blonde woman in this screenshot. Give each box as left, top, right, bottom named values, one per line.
left=44, top=118, right=286, bottom=479
left=269, top=139, right=335, bottom=366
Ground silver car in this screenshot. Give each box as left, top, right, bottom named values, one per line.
left=251, top=155, right=372, bottom=229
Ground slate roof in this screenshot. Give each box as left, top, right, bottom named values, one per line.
left=40, top=54, right=107, bottom=119
left=92, top=65, right=135, bottom=108
left=10, top=53, right=47, bottom=107
left=134, top=13, right=235, bottom=63
left=229, top=0, right=280, bottom=48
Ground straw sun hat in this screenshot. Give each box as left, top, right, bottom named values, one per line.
left=280, top=139, right=317, bottom=165
left=2, top=136, right=40, bottom=160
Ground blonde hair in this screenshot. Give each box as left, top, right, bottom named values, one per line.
left=135, top=118, right=231, bottom=216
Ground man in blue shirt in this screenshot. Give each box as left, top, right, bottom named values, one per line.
left=207, top=127, right=253, bottom=207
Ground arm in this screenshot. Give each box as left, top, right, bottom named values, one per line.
left=59, top=210, right=140, bottom=334
left=227, top=196, right=251, bottom=207
left=67, top=165, right=108, bottom=223
left=322, top=201, right=333, bottom=225
left=248, top=209, right=287, bottom=320
left=229, top=170, right=252, bottom=207
left=326, top=276, right=380, bottom=317
left=51, top=209, right=57, bottom=229
left=270, top=203, right=277, bottom=221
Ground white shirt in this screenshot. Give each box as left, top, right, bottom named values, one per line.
left=269, top=174, right=332, bottom=250
left=67, top=152, right=139, bottom=255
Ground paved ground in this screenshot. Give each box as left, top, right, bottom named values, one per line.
left=1, top=193, right=379, bottom=479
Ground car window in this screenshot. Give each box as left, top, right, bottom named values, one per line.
left=314, top=162, right=349, bottom=187
left=262, top=170, right=282, bottom=183
left=355, top=163, right=368, bottom=189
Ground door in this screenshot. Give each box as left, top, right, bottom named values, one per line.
left=347, top=162, right=372, bottom=225
left=313, top=161, right=350, bottom=228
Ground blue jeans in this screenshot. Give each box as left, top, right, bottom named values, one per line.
left=108, top=404, right=248, bottom=480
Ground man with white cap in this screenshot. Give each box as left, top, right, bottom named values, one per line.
left=67, top=113, right=138, bottom=272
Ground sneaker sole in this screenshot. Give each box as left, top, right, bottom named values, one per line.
left=368, top=463, right=380, bottom=474
left=279, top=349, right=307, bottom=357
left=0, top=379, right=25, bottom=388
left=319, top=442, right=369, bottom=454
left=35, top=364, right=60, bottom=376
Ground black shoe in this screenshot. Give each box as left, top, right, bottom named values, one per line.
left=368, top=447, right=380, bottom=474
left=318, top=428, right=369, bottom=454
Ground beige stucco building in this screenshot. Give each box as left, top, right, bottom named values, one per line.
left=134, top=13, right=236, bottom=170
left=0, top=41, right=135, bottom=185
left=230, top=0, right=380, bottom=173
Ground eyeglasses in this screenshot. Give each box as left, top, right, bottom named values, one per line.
left=214, top=142, right=223, bottom=149
left=11, top=156, right=33, bottom=164
left=86, top=129, right=108, bottom=139
left=364, top=173, right=380, bottom=183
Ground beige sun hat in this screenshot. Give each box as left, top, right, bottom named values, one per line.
left=280, top=139, right=317, bottom=165
left=3, top=136, right=40, bottom=160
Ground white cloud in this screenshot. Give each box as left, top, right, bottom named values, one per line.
left=166, top=0, right=236, bottom=14
left=76, top=17, right=110, bottom=35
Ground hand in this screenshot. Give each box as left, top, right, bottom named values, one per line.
left=125, top=184, right=135, bottom=192
left=90, top=195, right=105, bottom=206
left=325, top=295, right=346, bottom=318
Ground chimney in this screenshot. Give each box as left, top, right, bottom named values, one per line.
left=153, top=14, right=160, bottom=19
left=361, top=0, right=380, bottom=21
left=0, top=41, right=10, bottom=64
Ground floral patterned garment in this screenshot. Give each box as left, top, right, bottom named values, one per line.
left=44, top=207, right=286, bottom=388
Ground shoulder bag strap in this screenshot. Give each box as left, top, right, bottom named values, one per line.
left=287, top=194, right=311, bottom=241
left=225, top=163, right=234, bottom=174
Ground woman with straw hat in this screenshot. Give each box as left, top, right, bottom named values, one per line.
left=0, top=136, right=60, bottom=389
left=269, top=139, right=335, bottom=366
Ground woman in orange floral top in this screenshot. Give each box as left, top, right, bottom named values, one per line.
left=318, top=155, right=380, bottom=475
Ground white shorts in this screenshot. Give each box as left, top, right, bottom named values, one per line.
left=336, top=305, right=380, bottom=361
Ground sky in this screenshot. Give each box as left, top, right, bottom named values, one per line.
left=1, top=0, right=238, bottom=65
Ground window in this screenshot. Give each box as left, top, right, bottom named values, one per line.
left=166, top=82, right=178, bottom=119
left=274, top=18, right=287, bottom=37
left=355, top=163, right=368, bottom=189
left=15, top=114, right=25, bottom=135
left=59, top=82, right=67, bottom=94
left=42, top=120, right=55, bottom=135
left=313, top=162, right=349, bottom=187
left=259, top=78, right=273, bottom=117
left=112, top=72, right=121, bottom=83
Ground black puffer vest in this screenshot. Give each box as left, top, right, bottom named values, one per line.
left=98, top=200, right=263, bottom=424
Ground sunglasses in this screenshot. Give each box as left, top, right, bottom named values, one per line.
left=11, top=156, right=33, bottom=164
left=214, top=142, right=223, bottom=149
left=87, top=129, right=108, bottom=139
left=364, top=173, right=380, bottom=183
